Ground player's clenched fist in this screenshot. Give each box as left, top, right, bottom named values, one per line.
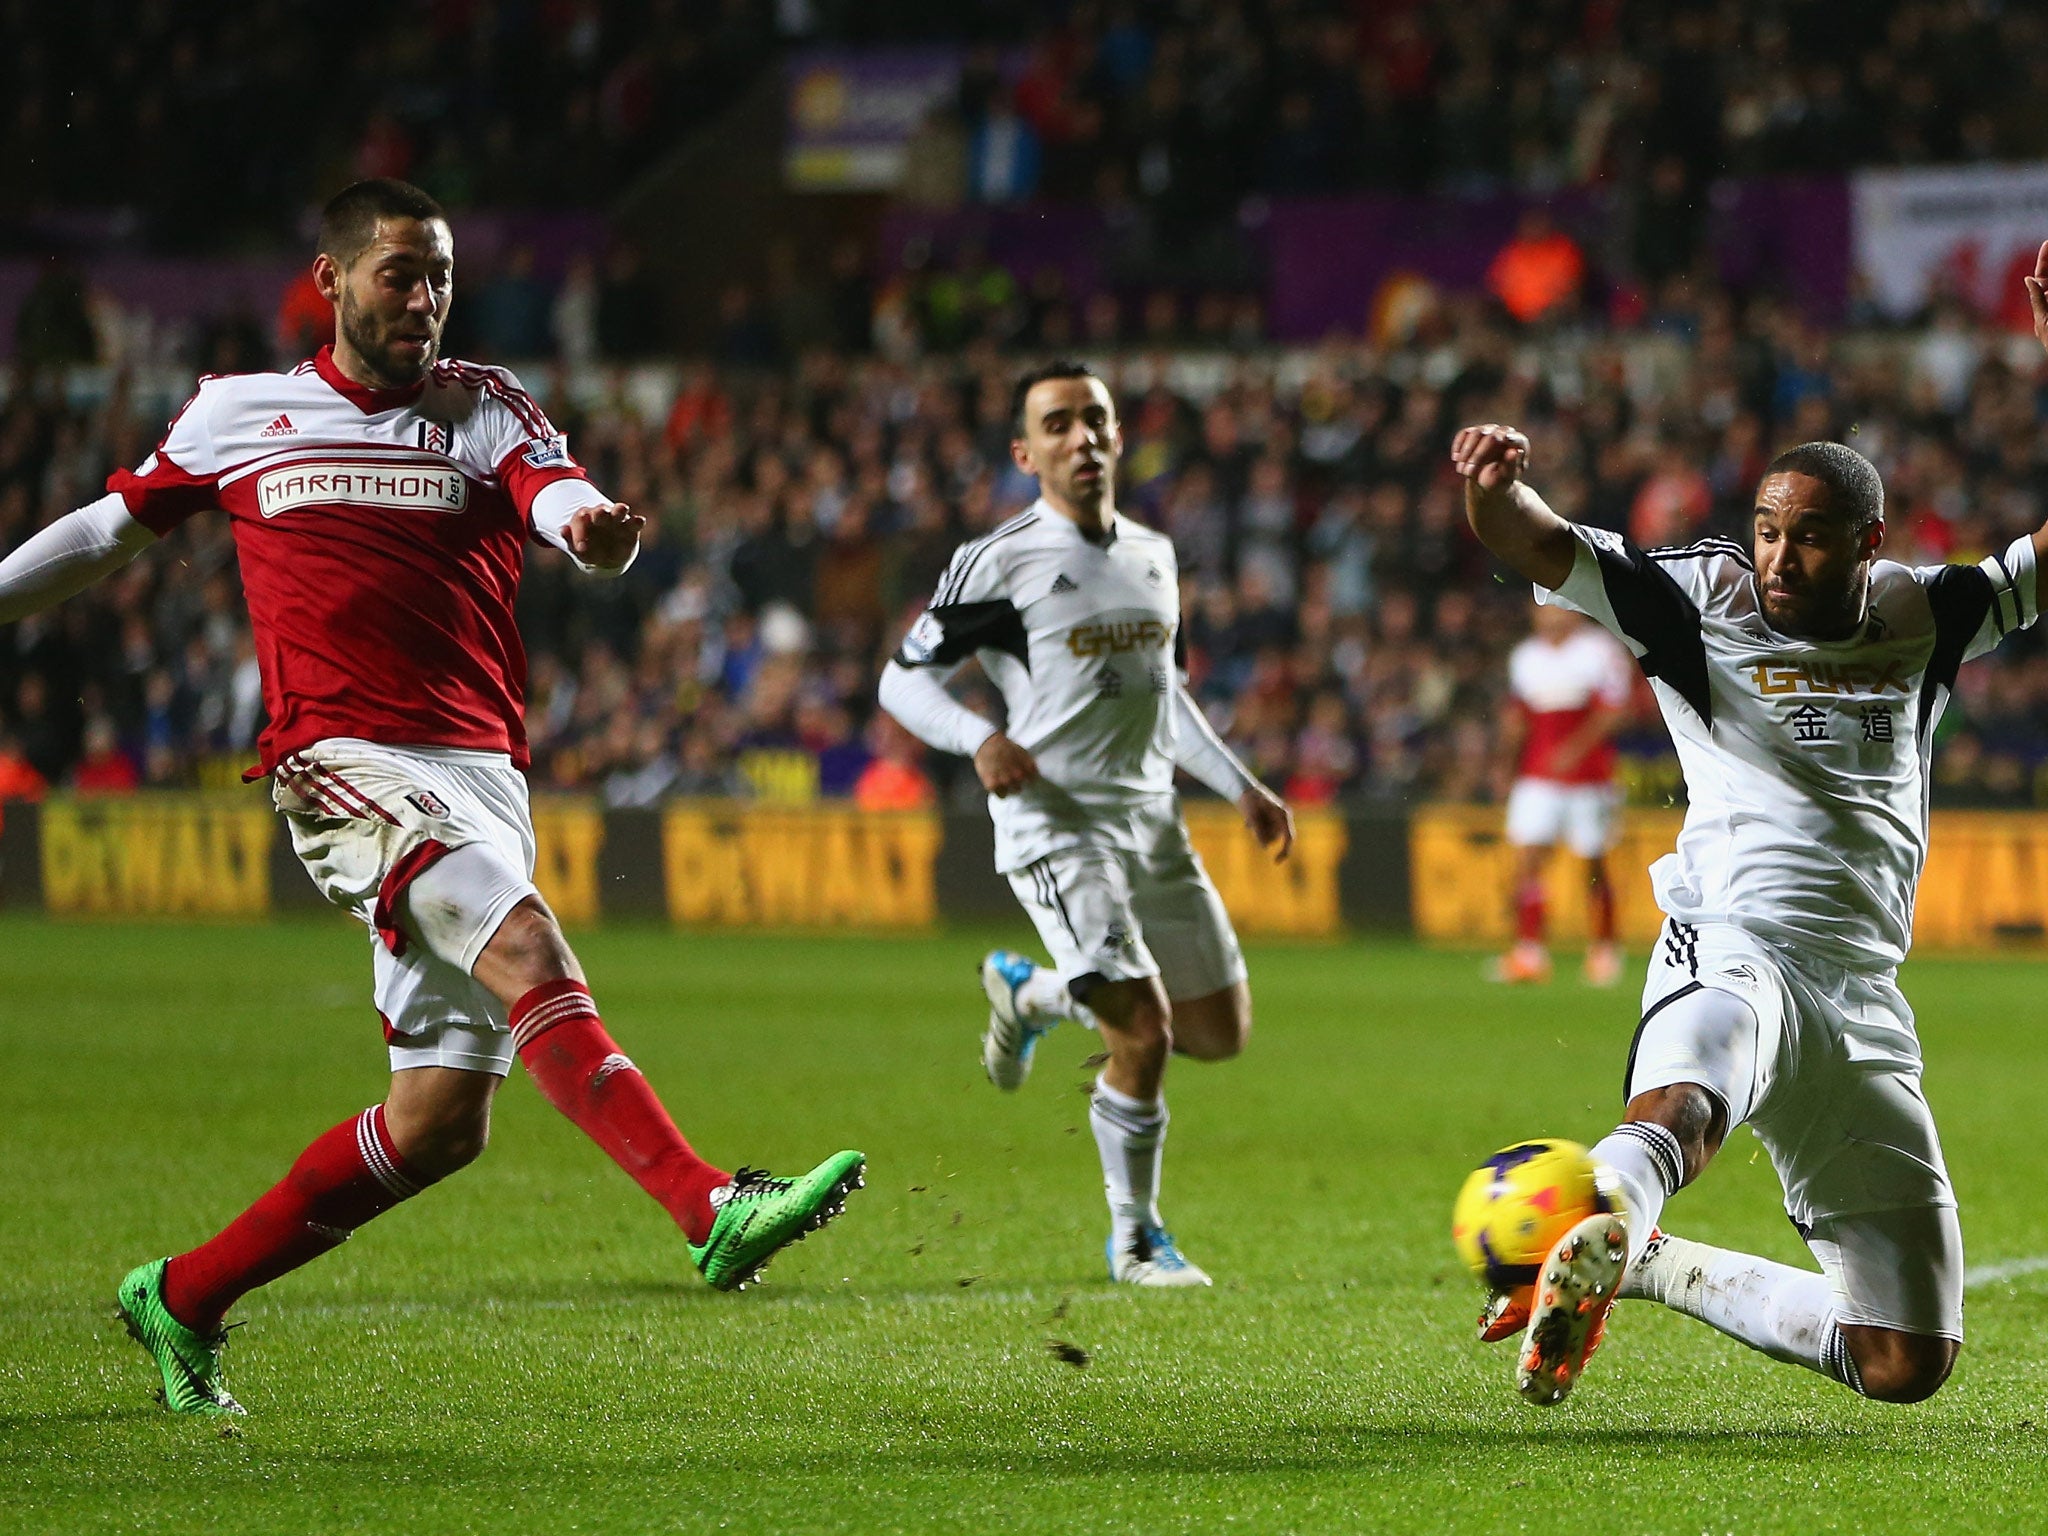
left=567, top=501, right=645, bottom=570
left=1450, top=424, right=1531, bottom=497
left=973, top=732, right=1041, bottom=797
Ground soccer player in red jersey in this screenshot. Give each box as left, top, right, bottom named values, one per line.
left=0, top=181, right=864, bottom=1416
left=1491, top=601, right=1635, bottom=986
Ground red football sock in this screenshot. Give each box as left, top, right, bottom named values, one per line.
left=511, top=979, right=730, bottom=1245
left=1515, top=878, right=1546, bottom=944
left=161, top=1105, right=432, bottom=1333
left=1588, top=876, right=1617, bottom=943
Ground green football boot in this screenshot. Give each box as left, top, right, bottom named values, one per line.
left=115, top=1259, right=245, bottom=1417
left=689, top=1151, right=866, bottom=1292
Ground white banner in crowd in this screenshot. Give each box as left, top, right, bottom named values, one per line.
left=1852, top=162, right=2048, bottom=321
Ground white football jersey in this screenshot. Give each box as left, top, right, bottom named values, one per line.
left=1544, top=526, right=2037, bottom=973
left=1507, top=627, right=1632, bottom=716
left=895, top=500, right=1185, bottom=871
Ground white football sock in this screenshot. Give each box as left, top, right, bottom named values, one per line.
left=1622, top=1233, right=1863, bottom=1392
left=1592, top=1122, right=1683, bottom=1262
left=1089, top=1075, right=1167, bottom=1248
left=1016, top=967, right=1099, bottom=1029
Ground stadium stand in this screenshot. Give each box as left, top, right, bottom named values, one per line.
left=5, top=1, right=2048, bottom=810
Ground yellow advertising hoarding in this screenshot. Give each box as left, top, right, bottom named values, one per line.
left=40, top=797, right=274, bottom=918
left=661, top=803, right=942, bottom=928
left=1183, top=806, right=1348, bottom=937
left=1410, top=804, right=2048, bottom=952
left=530, top=796, right=605, bottom=927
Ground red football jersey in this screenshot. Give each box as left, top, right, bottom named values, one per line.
left=1507, top=626, right=1633, bottom=785
left=109, top=347, right=593, bottom=772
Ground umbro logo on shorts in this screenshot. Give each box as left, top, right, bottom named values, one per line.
left=1050, top=573, right=1080, bottom=594
left=406, top=790, right=450, bottom=819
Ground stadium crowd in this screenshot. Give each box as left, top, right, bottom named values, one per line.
left=9, top=2, right=2048, bottom=247
left=5, top=278, right=2048, bottom=812
left=9, top=1, right=2048, bottom=812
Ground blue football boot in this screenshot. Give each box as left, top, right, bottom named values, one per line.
left=979, top=949, right=1057, bottom=1090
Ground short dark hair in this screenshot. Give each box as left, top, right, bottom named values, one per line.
left=1763, top=441, right=1884, bottom=536
left=1010, top=360, right=1100, bottom=436
left=318, top=179, right=447, bottom=269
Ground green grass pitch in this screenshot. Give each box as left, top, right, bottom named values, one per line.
left=6, top=914, right=2048, bottom=1534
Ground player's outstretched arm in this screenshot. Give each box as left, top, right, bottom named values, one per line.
left=530, top=481, right=641, bottom=576
left=2016, top=242, right=2048, bottom=613
left=1171, top=681, right=1293, bottom=861
left=0, top=494, right=157, bottom=624
left=563, top=501, right=644, bottom=572
left=1450, top=424, right=1577, bottom=592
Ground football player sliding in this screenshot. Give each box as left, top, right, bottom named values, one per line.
left=0, top=179, right=863, bottom=1417
left=1447, top=241, right=2048, bottom=1408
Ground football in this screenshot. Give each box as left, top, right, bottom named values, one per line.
left=1451, top=1139, right=1620, bottom=1291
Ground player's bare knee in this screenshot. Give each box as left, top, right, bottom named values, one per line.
left=1127, top=997, right=1174, bottom=1058
left=1175, top=997, right=1250, bottom=1060
left=1848, top=1332, right=1956, bottom=1404
left=386, top=1098, right=491, bottom=1177
left=477, top=896, right=579, bottom=991
left=1188, top=1018, right=1249, bottom=1061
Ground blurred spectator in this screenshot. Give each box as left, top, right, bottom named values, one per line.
left=596, top=245, right=664, bottom=361
left=468, top=248, right=556, bottom=361
left=0, top=729, right=48, bottom=804
left=969, top=102, right=1042, bottom=203
left=16, top=260, right=97, bottom=370
left=854, top=716, right=937, bottom=811
left=71, top=716, right=139, bottom=795
left=1486, top=210, right=1586, bottom=325
left=276, top=270, right=335, bottom=364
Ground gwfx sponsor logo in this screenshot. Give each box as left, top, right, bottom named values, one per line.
left=1066, top=618, right=1172, bottom=658
left=1746, top=660, right=1910, bottom=696
left=255, top=464, right=469, bottom=518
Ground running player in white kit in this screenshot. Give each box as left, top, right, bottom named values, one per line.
left=1493, top=602, right=1634, bottom=986
left=879, top=363, right=1295, bottom=1286
left=1450, top=245, right=2048, bottom=1408
left=0, top=180, right=862, bottom=1417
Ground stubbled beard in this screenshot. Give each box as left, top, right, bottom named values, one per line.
left=339, top=291, right=433, bottom=386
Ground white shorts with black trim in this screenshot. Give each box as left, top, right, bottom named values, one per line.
left=1504, top=777, right=1621, bottom=857
left=1005, top=805, right=1247, bottom=1003
left=273, top=737, right=539, bottom=1077
left=1627, top=917, right=1962, bottom=1338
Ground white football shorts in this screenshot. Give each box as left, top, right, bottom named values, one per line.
left=273, top=737, right=540, bottom=1076
left=1627, top=917, right=1961, bottom=1338
left=1006, top=802, right=1247, bottom=1003
left=1504, top=778, right=1622, bottom=857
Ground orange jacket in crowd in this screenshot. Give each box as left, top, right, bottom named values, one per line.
left=1487, top=220, right=1586, bottom=323
left=853, top=758, right=936, bottom=812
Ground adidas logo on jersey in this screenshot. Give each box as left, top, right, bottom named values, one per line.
left=1050, top=573, right=1080, bottom=595
left=260, top=413, right=297, bottom=438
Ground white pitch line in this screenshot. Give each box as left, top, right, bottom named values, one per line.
left=1964, top=1255, right=2048, bottom=1288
